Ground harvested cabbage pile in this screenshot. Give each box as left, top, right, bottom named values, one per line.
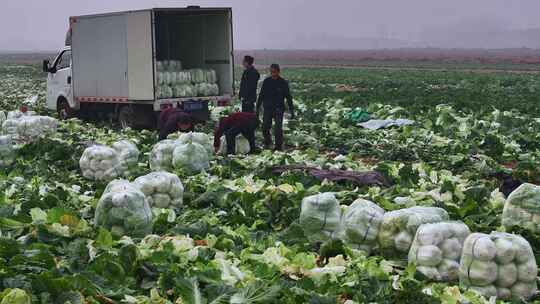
left=172, top=84, right=196, bottom=98
left=502, top=183, right=540, bottom=233
left=79, top=145, right=123, bottom=181
left=459, top=232, right=538, bottom=300
left=172, top=141, right=210, bottom=174
left=1, top=114, right=58, bottom=144
left=94, top=179, right=153, bottom=238
left=149, top=140, right=177, bottom=171
left=0, top=135, right=15, bottom=167
left=195, top=83, right=219, bottom=97
left=178, top=132, right=213, bottom=157
left=408, top=221, right=471, bottom=281
left=217, top=135, right=251, bottom=155
left=300, top=193, right=342, bottom=243
left=134, top=171, right=184, bottom=209
left=156, top=64, right=219, bottom=98
left=190, top=69, right=206, bottom=84
left=378, top=206, right=449, bottom=255
left=340, top=199, right=384, bottom=253
left=111, top=140, right=140, bottom=174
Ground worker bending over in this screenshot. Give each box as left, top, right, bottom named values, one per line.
left=158, top=107, right=194, bottom=140
left=256, top=64, right=294, bottom=151
left=239, top=55, right=260, bottom=113
left=214, top=112, right=258, bottom=155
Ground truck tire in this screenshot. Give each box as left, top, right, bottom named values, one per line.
left=57, top=98, right=73, bottom=120
left=118, top=105, right=136, bottom=129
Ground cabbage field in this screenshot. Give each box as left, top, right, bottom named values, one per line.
left=1, top=60, right=540, bottom=303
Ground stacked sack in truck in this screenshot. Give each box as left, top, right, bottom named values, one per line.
left=0, top=135, right=15, bottom=167
left=79, top=140, right=140, bottom=181
left=408, top=221, right=471, bottom=281
left=156, top=60, right=219, bottom=98
left=377, top=206, right=450, bottom=256
left=1, top=111, right=58, bottom=144
left=459, top=232, right=537, bottom=301
left=149, top=132, right=211, bottom=174
left=501, top=183, right=540, bottom=233
left=340, top=199, right=385, bottom=254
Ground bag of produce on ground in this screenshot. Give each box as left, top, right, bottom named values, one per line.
left=79, top=145, right=123, bottom=181
left=172, top=141, right=210, bottom=174
left=408, top=221, right=471, bottom=281
left=218, top=135, right=251, bottom=155
left=459, top=232, right=538, bottom=301
left=340, top=198, right=384, bottom=254
left=378, top=206, right=449, bottom=255
left=0, top=135, right=15, bottom=167
left=111, top=140, right=140, bottom=173
left=134, top=171, right=184, bottom=209
left=149, top=139, right=178, bottom=171
left=502, top=183, right=540, bottom=233
left=2, top=115, right=58, bottom=143
left=178, top=132, right=213, bottom=157
left=205, top=69, right=217, bottom=83
left=94, top=179, right=152, bottom=238
left=190, top=69, right=206, bottom=84
left=300, top=192, right=342, bottom=243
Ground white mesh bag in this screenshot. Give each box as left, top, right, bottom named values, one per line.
left=299, top=192, right=342, bottom=243
left=79, top=145, right=123, bottom=181
left=178, top=132, right=213, bottom=157
left=408, top=221, right=471, bottom=281
left=0, top=135, right=15, bottom=167
left=217, top=135, right=251, bottom=155
left=459, top=232, right=538, bottom=301
left=133, top=171, right=184, bottom=209
left=171, top=141, right=210, bottom=174
left=378, top=206, right=449, bottom=255
left=111, top=140, right=140, bottom=174
left=502, top=183, right=540, bottom=233
left=340, top=199, right=384, bottom=253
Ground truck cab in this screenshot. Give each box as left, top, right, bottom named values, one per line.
left=43, top=47, right=75, bottom=119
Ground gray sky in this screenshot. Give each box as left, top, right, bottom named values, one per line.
left=2, top=0, right=540, bottom=51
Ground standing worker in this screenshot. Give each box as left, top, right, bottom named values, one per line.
left=239, top=55, right=260, bottom=113
left=256, top=64, right=294, bottom=151
left=158, top=108, right=194, bottom=140
left=213, top=112, right=259, bottom=155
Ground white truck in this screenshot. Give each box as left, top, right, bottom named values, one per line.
left=43, top=7, right=234, bottom=128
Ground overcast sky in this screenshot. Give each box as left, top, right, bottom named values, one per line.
left=2, top=0, right=540, bottom=51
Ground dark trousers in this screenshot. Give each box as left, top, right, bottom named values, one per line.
left=262, top=107, right=284, bottom=150
left=225, top=119, right=257, bottom=154
left=241, top=98, right=256, bottom=113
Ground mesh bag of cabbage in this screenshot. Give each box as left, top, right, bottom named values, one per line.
left=178, top=132, right=213, bottom=157
left=149, top=140, right=178, bottom=171
left=218, top=135, right=251, bottom=155
left=378, top=206, right=449, bottom=256
left=134, top=172, right=184, bottom=209
left=0, top=135, right=15, bottom=167
left=340, top=199, right=384, bottom=254
left=172, top=141, right=210, bottom=174
left=300, top=193, right=342, bottom=243
left=111, top=140, right=140, bottom=174
left=459, top=232, right=538, bottom=300
left=408, top=221, right=471, bottom=281
left=502, top=183, right=540, bottom=233
left=2, top=115, right=58, bottom=144
left=79, top=145, right=124, bottom=181
left=94, top=179, right=152, bottom=238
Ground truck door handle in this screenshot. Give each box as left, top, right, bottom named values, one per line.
left=67, top=76, right=72, bottom=84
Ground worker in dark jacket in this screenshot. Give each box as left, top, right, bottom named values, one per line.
left=256, top=64, right=294, bottom=151
left=158, top=108, right=194, bottom=140
left=214, top=112, right=258, bottom=155
left=238, top=55, right=260, bottom=113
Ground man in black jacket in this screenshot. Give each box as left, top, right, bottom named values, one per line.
left=238, top=55, right=260, bottom=113
left=256, top=64, right=294, bottom=151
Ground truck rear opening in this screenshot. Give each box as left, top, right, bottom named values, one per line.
left=154, top=8, right=234, bottom=104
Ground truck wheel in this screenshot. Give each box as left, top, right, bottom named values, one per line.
left=118, top=106, right=136, bottom=129
left=57, top=99, right=73, bottom=120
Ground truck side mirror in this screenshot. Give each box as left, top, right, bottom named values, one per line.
left=42, top=60, right=50, bottom=73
